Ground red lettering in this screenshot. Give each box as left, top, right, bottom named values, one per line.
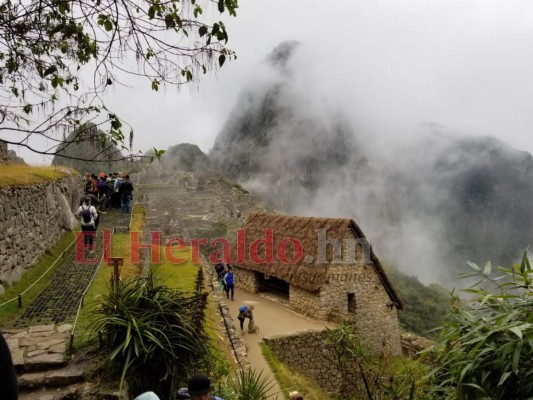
left=277, top=238, right=303, bottom=265
left=250, top=229, right=274, bottom=264
left=191, top=238, right=208, bottom=264
left=237, top=228, right=246, bottom=263
left=209, top=238, right=231, bottom=263
left=165, top=237, right=187, bottom=265
left=130, top=231, right=161, bottom=264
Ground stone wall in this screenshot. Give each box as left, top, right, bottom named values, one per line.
left=263, top=329, right=345, bottom=395
left=321, top=262, right=402, bottom=355
left=289, top=286, right=324, bottom=319
left=0, top=175, right=80, bottom=294
left=264, top=330, right=431, bottom=396
left=234, top=267, right=260, bottom=293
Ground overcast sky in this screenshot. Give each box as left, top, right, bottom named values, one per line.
left=13, top=0, right=533, bottom=164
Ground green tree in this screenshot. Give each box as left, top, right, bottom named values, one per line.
left=0, top=0, right=238, bottom=160
left=428, top=253, right=533, bottom=399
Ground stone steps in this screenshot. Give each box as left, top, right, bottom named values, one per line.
left=18, top=365, right=84, bottom=390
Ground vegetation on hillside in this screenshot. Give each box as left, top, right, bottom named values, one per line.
left=385, top=266, right=449, bottom=338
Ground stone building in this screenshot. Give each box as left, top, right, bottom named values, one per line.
left=233, top=212, right=403, bottom=354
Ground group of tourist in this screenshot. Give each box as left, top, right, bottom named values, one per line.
left=82, top=171, right=134, bottom=215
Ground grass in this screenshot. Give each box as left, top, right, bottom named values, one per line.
left=261, top=343, right=333, bottom=400
left=0, top=230, right=76, bottom=327
left=0, top=164, right=75, bottom=188
left=152, top=247, right=198, bottom=293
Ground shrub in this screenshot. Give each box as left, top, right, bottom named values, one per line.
left=428, top=252, right=533, bottom=399
left=92, top=274, right=212, bottom=398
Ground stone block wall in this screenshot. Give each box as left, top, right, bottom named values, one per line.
left=0, top=175, right=81, bottom=294
left=289, top=286, right=325, bottom=318
left=234, top=267, right=260, bottom=293
left=263, top=329, right=345, bottom=395
left=321, top=262, right=402, bottom=355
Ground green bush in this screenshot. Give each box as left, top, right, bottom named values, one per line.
left=92, top=274, right=212, bottom=398
left=428, top=252, right=533, bottom=399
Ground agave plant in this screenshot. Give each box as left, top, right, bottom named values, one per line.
left=92, top=274, right=212, bottom=398
left=228, top=368, right=277, bottom=400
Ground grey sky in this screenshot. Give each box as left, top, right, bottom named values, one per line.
left=13, top=0, right=533, bottom=164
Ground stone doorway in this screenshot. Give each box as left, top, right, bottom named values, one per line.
left=258, top=273, right=289, bottom=297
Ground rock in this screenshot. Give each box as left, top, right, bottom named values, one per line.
left=48, top=343, right=67, bottom=354
left=24, top=353, right=66, bottom=371
left=11, top=348, right=24, bottom=367
left=18, top=367, right=84, bottom=388
left=5, top=338, right=19, bottom=352
left=37, top=339, right=65, bottom=350
left=56, top=324, right=72, bottom=334
left=28, top=325, right=55, bottom=333
left=27, top=350, right=46, bottom=358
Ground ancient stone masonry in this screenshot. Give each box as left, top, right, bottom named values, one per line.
left=0, top=175, right=80, bottom=295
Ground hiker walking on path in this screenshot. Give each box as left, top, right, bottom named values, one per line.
left=222, top=265, right=234, bottom=301
left=237, top=304, right=254, bottom=335
left=77, top=196, right=98, bottom=254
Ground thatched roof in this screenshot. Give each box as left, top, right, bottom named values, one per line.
left=234, top=212, right=402, bottom=309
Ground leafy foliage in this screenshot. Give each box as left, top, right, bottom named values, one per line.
left=0, top=0, right=238, bottom=160
left=428, top=252, right=533, bottom=399
left=92, top=274, right=212, bottom=398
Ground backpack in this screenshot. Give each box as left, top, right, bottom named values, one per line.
left=81, top=206, right=92, bottom=223
left=239, top=305, right=248, bottom=313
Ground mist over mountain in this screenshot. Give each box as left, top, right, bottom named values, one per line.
left=210, top=42, right=533, bottom=285
left=52, top=123, right=126, bottom=173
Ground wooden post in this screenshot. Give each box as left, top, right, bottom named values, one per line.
left=69, top=333, right=74, bottom=350
left=17, top=295, right=22, bottom=308
left=113, top=259, right=119, bottom=288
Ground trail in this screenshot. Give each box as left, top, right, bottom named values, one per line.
left=225, top=290, right=336, bottom=398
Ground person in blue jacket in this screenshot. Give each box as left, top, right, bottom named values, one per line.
left=222, top=265, right=234, bottom=301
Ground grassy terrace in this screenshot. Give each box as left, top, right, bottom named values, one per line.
left=0, top=164, right=74, bottom=188
left=0, top=230, right=76, bottom=327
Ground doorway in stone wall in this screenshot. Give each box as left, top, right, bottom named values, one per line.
left=348, top=292, right=356, bottom=313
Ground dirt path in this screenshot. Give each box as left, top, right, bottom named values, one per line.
left=225, top=290, right=336, bottom=399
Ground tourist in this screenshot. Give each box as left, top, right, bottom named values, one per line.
left=237, top=304, right=254, bottom=334
left=118, top=174, right=134, bottom=214
left=222, top=265, right=234, bottom=301
left=0, top=333, right=18, bottom=400
left=214, top=262, right=224, bottom=288
left=134, top=392, right=160, bottom=400
left=97, top=174, right=108, bottom=213
left=77, top=196, right=98, bottom=254
left=289, top=391, right=303, bottom=400
left=186, top=374, right=224, bottom=400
